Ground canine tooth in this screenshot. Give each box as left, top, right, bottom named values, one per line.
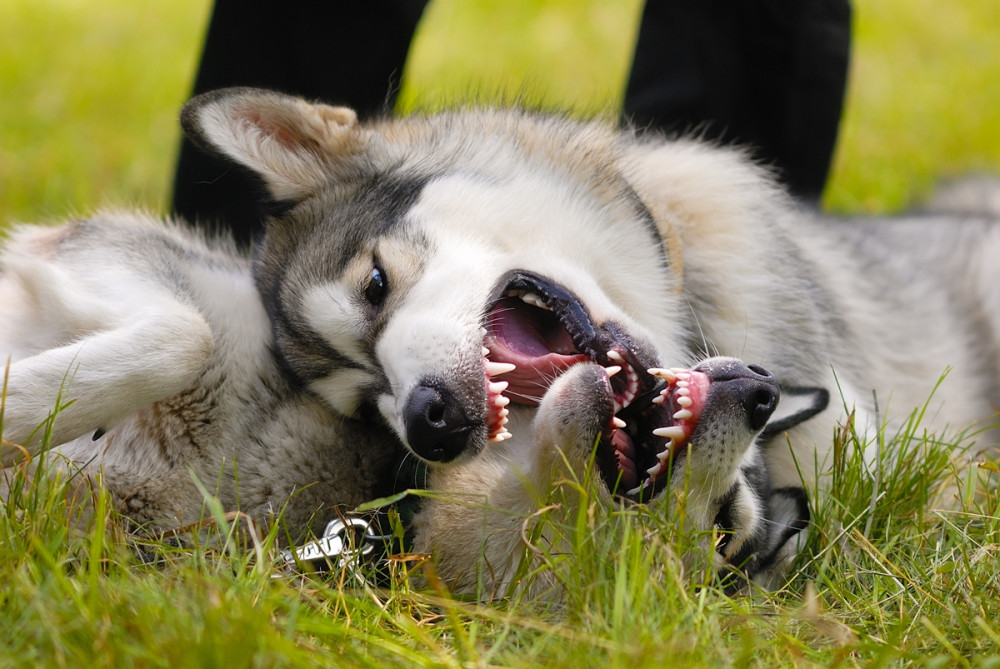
left=648, top=368, right=677, bottom=383
left=646, top=462, right=662, bottom=477
left=612, top=417, right=627, bottom=429
left=653, top=426, right=685, bottom=440
left=626, top=481, right=648, bottom=496
left=673, top=409, right=693, bottom=421
left=604, top=365, right=622, bottom=378
left=485, top=361, right=516, bottom=376
left=488, top=380, right=509, bottom=394
left=676, top=395, right=693, bottom=408
left=607, top=350, right=625, bottom=364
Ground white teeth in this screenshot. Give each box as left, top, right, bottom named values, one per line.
left=485, top=361, right=516, bottom=376
left=517, top=291, right=550, bottom=311
left=651, top=395, right=665, bottom=405
left=676, top=387, right=690, bottom=396
left=647, top=367, right=676, bottom=382
left=612, top=417, right=627, bottom=429
left=604, top=365, right=622, bottom=378
left=673, top=409, right=693, bottom=421
left=494, top=395, right=510, bottom=408
left=490, top=428, right=513, bottom=442
left=498, top=408, right=509, bottom=419
left=607, top=350, right=625, bottom=364
left=482, top=346, right=490, bottom=357
left=657, top=449, right=672, bottom=463
left=646, top=462, right=662, bottom=477
left=653, top=426, right=685, bottom=440
left=676, top=395, right=693, bottom=408
left=676, top=380, right=689, bottom=389
left=488, top=380, right=509, bottom=395
left=626, top=480, right=649, bottom=496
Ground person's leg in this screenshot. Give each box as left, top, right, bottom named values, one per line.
left=624, top=0, right=851, bottom=202
left=172, top=0, right=429, bottom=244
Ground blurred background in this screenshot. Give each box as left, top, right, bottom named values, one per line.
left=1, top=0, right=998, bottom=224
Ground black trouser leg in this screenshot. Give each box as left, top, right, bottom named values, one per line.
left=624, top=0, right=851, bottom=202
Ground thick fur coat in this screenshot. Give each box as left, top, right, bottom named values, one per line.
left=2, top=88, right=997, bottom=596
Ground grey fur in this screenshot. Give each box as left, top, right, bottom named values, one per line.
left=1, top=88, right=997, bottom=597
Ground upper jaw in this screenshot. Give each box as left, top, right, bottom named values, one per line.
left=482, top=269, right=663, bottom=397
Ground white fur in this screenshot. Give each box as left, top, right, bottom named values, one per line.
left=3, top=89, right=997, bottom=600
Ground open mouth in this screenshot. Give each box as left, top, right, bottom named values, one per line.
left=480, top=271, right=707, bottom=502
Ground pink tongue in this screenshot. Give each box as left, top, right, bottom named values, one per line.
left=485, top=297, right=588, bottom=405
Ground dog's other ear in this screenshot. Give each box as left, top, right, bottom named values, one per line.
left=180, top=87, right=369, bottom=201
left=745, top=486, right=811, bottom=590
left=761, top=385, right=830, bottom=440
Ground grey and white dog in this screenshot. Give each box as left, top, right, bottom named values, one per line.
left=1, top=88, right=997, bottom=596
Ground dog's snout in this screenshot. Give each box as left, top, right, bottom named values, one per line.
left=698, top=358, right=780, bottom=432
left=404, top=381, right=475, bottom=462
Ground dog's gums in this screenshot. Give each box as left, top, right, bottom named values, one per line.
left=615, top=367, right=709, bottom=496
left=479, top=272, right=709, bottom=502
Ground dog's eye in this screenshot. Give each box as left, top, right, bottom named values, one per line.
left=364, top=266, right=388, bottom=306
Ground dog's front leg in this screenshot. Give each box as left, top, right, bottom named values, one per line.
left=1, top=305, right=213, bottom=462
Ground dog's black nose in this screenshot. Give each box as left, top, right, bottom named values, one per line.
left=403, top=381, right=475, bottom=462
left=697, top=359, right=780, bottom=432
left=741, top=369, right=780, bottom=431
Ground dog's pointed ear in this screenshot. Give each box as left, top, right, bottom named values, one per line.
left=180, top=87, right=369, bottom=201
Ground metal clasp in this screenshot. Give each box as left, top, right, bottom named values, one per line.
left=280, top=514, right=378, bottom=576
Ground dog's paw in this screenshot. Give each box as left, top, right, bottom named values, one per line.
left=532, top=362, right=617, bottom=456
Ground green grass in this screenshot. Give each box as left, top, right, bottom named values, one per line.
left=3, top=396, right=999, bottom=667
left=2, top=0, right=1000, bottom=666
